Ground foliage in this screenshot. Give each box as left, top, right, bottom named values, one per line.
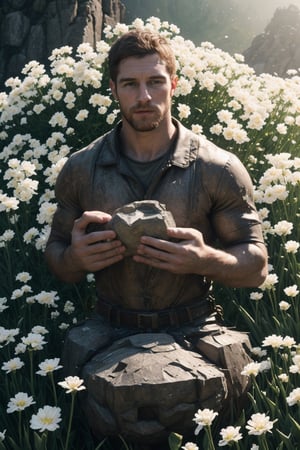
left=0, top=16, right=299, bottom=450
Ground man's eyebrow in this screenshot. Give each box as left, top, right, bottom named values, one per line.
left=119, top=75, right=167, bottom=82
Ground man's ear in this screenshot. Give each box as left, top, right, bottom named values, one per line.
left=171, top=75, right=178, bottom=96
left=109, top=79, right=118, bottom=100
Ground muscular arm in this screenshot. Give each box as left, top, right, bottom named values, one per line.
left=134, top=227, right=268, bottom=288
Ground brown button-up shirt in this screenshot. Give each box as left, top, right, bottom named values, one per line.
left=46, top=120, right=264, bottom=310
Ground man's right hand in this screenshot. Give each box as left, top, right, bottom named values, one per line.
left=64, top=210, right=126, bottom=275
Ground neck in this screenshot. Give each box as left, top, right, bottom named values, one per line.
left=120, top=120, right=177, bottom=162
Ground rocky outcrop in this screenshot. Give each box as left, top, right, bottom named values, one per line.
left=244, top=4, right=300, bottom=77
left=0, top=0, right=125, bottom=86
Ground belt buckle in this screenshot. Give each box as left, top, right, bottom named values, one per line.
left=137, top=312, right=158, bottom=330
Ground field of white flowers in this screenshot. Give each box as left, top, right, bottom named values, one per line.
left=0, top=17, right=299, bottom=450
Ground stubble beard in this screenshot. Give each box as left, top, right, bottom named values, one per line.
left=120, top=105, right=165, bottom=132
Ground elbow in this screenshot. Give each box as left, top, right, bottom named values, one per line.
left=247, top=251, right=269, bottom=288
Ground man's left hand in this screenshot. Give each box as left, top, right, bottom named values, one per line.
left=133, top=227, right=208, bottom=275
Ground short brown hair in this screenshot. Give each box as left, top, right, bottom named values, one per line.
left=108, top=30, right=176, bottom=82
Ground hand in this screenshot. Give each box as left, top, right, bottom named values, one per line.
left=66, top=211, right=126, bottom=273
left=133, top=227, right=209, bottom=275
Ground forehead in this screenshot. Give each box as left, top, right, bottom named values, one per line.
left=116, top=53, right=169, bottom=80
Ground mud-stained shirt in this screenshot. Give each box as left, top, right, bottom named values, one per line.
left=46, top=119, right=264, bottom=310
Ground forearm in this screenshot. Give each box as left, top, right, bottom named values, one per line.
left=44, top=242, right=86, bottom=283
left=200, top=242, right=268, bottom=288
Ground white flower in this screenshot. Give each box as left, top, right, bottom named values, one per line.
left=251, top=347, right=267, bottom=358
left=30, top=405, right=62, bottom=432
left=289, top=355, right=300, bottom=374
left=259, top=273, right=278, bottom=290
left=262, top=334, right=284, bottom=349
left=31, top=325, right=49, bottom=335
left=282, top=336, right=296, bottom=348
left=0, top=297, right=8, bottom=312
left=284, top=240, right=299, bottom=254
left=23, top=227, right=39, bottom=243
left=34, top=290, right=59, bottom=307
left=58, top=376, right=86, bottom=393
left=0, top=327, right=19, bottom=347
left=63, top=301, right=75, bottom=314
left=279, top=301, right=291, bottom=311
left=246, top=412, right=275, bottom=435
left=278, top=373, right=289, bottom=382
left=7, top=392, right=35, bottom=413
left=36, top=358, right=63, bottom=376
left=14, top=343, right=27, bottom=355
left=273, top=220, right=293, bottom=236
left=49, top=111, right=68, bottom=128
left=250, top=292, right=263, bottom=301
left=177, top=103, right=191, bottom=119
left=218, top=425, right=242, bottom=446
left=286, top=388, right=300, bottom=406
left=193, top=408, right=218, bottom=435
left=75, top=109, right=89, bottom=121
left=241, top=362, right=261, bottom=377
left=22, top=332, right=47, bottom=350
left=182, top=443, right=199, bottom=450
left=15, top=272, right=32, bottom=283
left=2, top=357, right=24, bottom=373
left=284, top=285, right=299, bottom=298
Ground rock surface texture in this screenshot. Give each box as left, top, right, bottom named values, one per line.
left=0, top=0, right=125, bottom=86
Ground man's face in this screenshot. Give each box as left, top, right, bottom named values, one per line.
left=110, top=53, right=177, bottom=132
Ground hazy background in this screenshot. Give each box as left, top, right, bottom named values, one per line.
left=124, top=0, right=300, bottom=54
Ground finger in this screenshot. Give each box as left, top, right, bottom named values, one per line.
left=139, top=235, right=178, bottom=254
left=74, top=211, right=112, bottom=232
left=90, top=252, right=125, bottom=271
left=87, top=239, right=125, bottom=254
left=133, top=253, right=171, bottom=269
left=85, top=230, right=118, bottom=245
left=167, top=227, right=201, bottom=240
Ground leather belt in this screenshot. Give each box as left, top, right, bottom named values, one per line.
left=95, top=296, right=215, bottom=330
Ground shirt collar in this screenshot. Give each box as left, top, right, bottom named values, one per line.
left=96, top=118, right=199, bottom=168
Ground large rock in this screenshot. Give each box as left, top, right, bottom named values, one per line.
left=80, top=333, right=228, bottom=444
left=63, top=315, right=252, bottom=446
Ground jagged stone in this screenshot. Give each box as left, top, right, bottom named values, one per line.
left=109, top=200, right=177, bottom=256
left=80, top=332, right=228, bottom=444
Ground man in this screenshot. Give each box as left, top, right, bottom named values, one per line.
left=45, top=30, right=268, bottom=445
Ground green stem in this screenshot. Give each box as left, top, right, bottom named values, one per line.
left=64, top=392, right=76, bottom=450
left=29, top=350, right=35, bottom=397
left=205, top=426, right=216, bottom=450
left=49, top=372, right=58, bottom=406
left=258, top=434, right=270, bottom=450
left=18, top=411, right=22, bottom=445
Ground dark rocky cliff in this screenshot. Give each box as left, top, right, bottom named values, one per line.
left=0, top=0, right=125, bottom=86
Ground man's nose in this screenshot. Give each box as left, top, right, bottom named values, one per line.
left=137, top=84, right=151, bottom=102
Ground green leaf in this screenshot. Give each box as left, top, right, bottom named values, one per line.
left=288, top=413, right=300, bottom=441
left=168, top=432, right=183, bottom=450
left=276, top=429, right=294, bottom=450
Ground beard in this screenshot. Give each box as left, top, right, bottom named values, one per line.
left=120, top=104, right=166, bottom=132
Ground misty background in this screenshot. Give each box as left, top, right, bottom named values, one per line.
left=124, top=0, right=300, bottom=54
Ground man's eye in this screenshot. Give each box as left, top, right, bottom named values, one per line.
left=150, top=79, right=163, bottom=85
left=123, top=81, right=136, bottom=87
